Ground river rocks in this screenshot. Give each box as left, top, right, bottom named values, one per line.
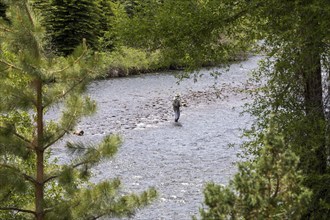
left=90, top=86, right=240, bottom=133
left=106, top=67, right=128, bottom=77
left=73, top=130, right=84, bottom=136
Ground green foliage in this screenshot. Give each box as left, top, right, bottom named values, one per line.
left=196, top=122, right=311, bottom=220
left=114, top=0, right=330, bottom=218
left=35, top=0, right=113, bottom=55
left=104, top=46, right=161, bottom=75
left=97, top=0, right=115, bottom=51
left=0, top=1, right=156, bottom=219
left=68, top=180, right=157, bottom=219
left=113, top=0, right=253, bottom=69
left=50, top=0, right=101, bottom=55
left=241, top=1, right=330, bottom=217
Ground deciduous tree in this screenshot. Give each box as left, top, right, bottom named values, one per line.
left=195, top=122, right=311, bottom=219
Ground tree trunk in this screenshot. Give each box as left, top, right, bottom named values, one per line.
left=35, top=79, right=44, bottom=220
left=303, top=56, right=327, bottom=174
left=298, top=12, right=328, bottom=218
left=303, top=53, right=323, bottom=117
left=299, top=4, right=327, bottom=175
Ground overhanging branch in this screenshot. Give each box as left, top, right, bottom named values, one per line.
left=50, top=47, right=88, bottom=75
left=0, top=207, right=36, bottom=216
left=0, top=25, right=13, bottom=33
left=0, top=163, right=36, bottom=184
left=43, top=76, right=87, bottom=109
left=44, top=175, right=58, bottom=184
left=44, top=130, right=67, bottom=150
left=0, top=60, right=23, bottom=72
left=23, top=1, right=35, bottom=27
left=0, top=126, right=34, bottom=149
left=13, top=132, right=34, bottom=149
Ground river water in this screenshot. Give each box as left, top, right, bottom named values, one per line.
left=51, top=56, right=261, bottom=220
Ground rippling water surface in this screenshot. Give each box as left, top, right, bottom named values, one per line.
left=51, top=56, right=261, bottom=220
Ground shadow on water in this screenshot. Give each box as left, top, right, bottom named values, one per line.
left=51, top=56, right=262, bottom=220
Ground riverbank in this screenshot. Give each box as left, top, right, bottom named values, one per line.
left=102, top=46, right=250, bottom=78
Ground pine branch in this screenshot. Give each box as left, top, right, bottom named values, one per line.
left=0, top=126, right=34, bottom=149
left=86, top=68, right=98, bottom=76
left=72, top=161, right=90, bottom=169
left=0, top=59, right=23, bottom=72
left=44, top=76, right=87, bottom=109
left=45, top=155, right=98, bottom=183
left=0, top=163, right=36, bottom=184
left=44, top=112, right=82, bottom=151
left=43, top=130, right=66, bottom=150
left=23, top=1, right=35, bottom=27
left=0, top=190, right=12, bottom=203
left=13, top=132, right=34, bottom=149
left=0, top=207, right=36, bottom=216
left=71, top=150, right=100, bottom=169
left=50, top=45, right=87, bottom=75
left=0, top=66, right=11, bottom=72
left=0, top=25, right=12, bottom=33
left=43, top=175, right=58, bottom=184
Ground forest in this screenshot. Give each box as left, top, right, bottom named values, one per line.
left=0, top=0, right=329, bottom=219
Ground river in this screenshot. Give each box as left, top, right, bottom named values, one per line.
left=51, top=56, right=261, bottom=220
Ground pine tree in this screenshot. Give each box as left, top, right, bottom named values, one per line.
left=44, top=0, right=103, bottom=55
left=195, top=121, right=311, bottom=220
left=0, top=1, right=156, bottom=220
left=97, top=0, right=115, bottom=51
left=33, top=0, right=115, bottom=54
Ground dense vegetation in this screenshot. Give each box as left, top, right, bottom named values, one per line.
left=0, top=1, right=156, bottom=219
left=115, top=0, right=330, bottom=219
left=1, top=0, right=329, bottom=219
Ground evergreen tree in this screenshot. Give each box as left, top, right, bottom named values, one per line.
left=195, top=122, right=311, bottom=219
left=44, top=0, right=103, bottom=55
left=97, top=0, right=115, bottom=51
left=0, top=1, right=156, bottom=220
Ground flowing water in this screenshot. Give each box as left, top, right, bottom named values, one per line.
left=51, top=56, right=261, bottom=220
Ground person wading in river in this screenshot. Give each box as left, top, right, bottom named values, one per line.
left=172, top=94, right=181, bottom=122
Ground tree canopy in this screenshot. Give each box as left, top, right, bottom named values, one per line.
left=31, top=0, right=114, bottom=55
